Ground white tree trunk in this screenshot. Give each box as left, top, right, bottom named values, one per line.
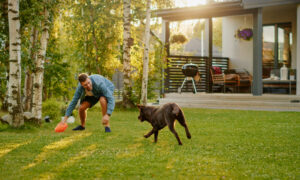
left=7, top=0, right=24, bottom=127
left=141, top=0, right=151, bottom=105
left=31, top=8, right=49, bottom=122
left=24, top=27, right=37, bottom=112
left=122, top=0, right=134, bottom=108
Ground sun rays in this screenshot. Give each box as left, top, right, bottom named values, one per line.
left=22, top=132, right=92, bottom=170
left=37, top=144, right=97, bottom=180
left=0, top=141, right=31, bottom=158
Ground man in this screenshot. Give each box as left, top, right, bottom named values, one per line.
left=62, top=73, right=115, bottom=132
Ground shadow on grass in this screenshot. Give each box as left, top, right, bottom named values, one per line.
left=0, top=122, right=40, bottom=133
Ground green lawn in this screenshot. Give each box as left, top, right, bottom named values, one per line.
left=0, top=108, right=299, bottom=179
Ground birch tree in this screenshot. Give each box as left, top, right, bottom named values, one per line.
left=24, top=27, right=38, bottom=111
left=140, top=0, right=151, bottom=105
left=31, top=6, right=49, bottom=122
left=7, top=0, right=24, bottom=127
left=122, top=0, right=135, bottom=108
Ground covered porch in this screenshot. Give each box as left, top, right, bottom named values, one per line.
left=155, top=0, right=300, bottom=96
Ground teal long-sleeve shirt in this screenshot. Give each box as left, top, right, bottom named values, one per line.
left=65, top=75, right=115, bottom=117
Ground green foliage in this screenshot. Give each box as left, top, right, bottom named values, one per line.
left=62, top=0, right=122, bottom=77
left=170, top=34, right=188, bottom=44
left=213, top=18, right=222, bottom=50
left=0, top=65, right=7, bottom=101
left=129, top=38, right=167, bottom=104
left=42, top=98, right=64, bottom=120
left=0, top=0, right=9, bottom=101
left=43, top=36, right=75, bottom=100
left=0, top=108, right=299, bottom=179
left=0, top=0, right=174, bottom=106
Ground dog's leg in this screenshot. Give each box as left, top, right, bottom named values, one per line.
left=154, top=131, right=159, bottom=143
left=177, top=113, right=191, bottom=139
left=144, top=129, right=154, bottom=138
left=168, top=122, right=182, bottom=145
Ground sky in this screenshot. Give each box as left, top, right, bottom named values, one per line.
left=174, top=0, right=207, bottom=7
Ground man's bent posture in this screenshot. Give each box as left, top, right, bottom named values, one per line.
left=62, top=73, right=115, bottom=132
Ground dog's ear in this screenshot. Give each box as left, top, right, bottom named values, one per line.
left=137, top=104, right=144, bottom=109
left=172, top=105, right=180, bottom=115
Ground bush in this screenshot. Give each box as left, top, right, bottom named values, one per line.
left=42, top=99, right=64, bottom=121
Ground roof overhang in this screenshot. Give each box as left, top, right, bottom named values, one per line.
left=242, top=0, right=300, bottom=9
left=153, top=1, right=256, bottom=21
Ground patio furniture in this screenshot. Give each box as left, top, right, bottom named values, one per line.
left=211, top=67, right=238, bottom=93
left=263, top=79, right=296, bottom=94
left=225, top=69, right=252, bottom=93
left=263, top=68, right=296, bottom=94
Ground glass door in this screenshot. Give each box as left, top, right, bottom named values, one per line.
left=262, top=23, right=292, bottom=78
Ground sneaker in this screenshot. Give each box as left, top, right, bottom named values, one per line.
left=105, top=126, right=111, bottom=133
left=72, top=125, right=85, bottom=131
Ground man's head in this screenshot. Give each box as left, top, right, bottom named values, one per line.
left=78, top=73, right=92, bottom=91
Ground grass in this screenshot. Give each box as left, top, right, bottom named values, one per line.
left=0, top=107, right=299, bottom=179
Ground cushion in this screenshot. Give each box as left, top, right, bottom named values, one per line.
left=213, top=66, right=222, bottom=74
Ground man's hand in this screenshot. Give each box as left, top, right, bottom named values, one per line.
left=61, top=116, right=68, bottom=124
left=102, top=114, right=110, bottom=126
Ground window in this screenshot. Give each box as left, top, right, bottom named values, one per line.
left=262, top=23, right=292, bottom=78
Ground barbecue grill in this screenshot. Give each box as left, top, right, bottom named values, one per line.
left=178, top=63, right=198, bottom=94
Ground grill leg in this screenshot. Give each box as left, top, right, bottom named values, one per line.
left=178, top=77, right=187, bottom=94
left=180, top=78, right=187, bottom=89
left=192, top=78, right=197, bottom=94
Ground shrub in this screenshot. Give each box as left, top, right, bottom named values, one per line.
left=42, top=99, right=64, bottom=121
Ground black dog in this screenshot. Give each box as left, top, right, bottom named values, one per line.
left=137, top=103, right=191, bottom=145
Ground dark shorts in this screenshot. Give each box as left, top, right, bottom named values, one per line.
left=80, top=96, right=101, bottom=108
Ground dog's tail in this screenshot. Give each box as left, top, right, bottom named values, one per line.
left=171, top=103, right=191, bottom=139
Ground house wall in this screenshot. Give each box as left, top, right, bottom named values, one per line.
left=222, top=14, right=254, bottom=74
left=222, top=4, right=298, bottom=75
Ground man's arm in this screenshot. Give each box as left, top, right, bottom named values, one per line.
left=65, top=83, right=84, bottom=117
left=101, top=86, right=115, bottom=115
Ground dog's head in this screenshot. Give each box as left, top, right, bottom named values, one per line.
left=137, top=104, right=151, bottom=122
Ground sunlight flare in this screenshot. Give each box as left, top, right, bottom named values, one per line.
left=116, top=142, right=144, bottom=158
left=37, top=144, right=97, bottom=180
left=175, top=0, right=207, bottom=7
left=0, top=141, right=31, bottom=158
left=22, top=133, right=91, bottom=170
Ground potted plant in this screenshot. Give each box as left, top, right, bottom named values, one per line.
left=235, top=28, right=253, bottom=41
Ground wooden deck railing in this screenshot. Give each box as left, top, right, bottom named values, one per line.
left=165, top=55, right=229, bottom=93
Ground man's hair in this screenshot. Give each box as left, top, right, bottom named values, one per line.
left=78, top=73, right=89, bottom=82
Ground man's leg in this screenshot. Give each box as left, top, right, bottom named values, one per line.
left=79, top=101, right=90, bottom=127
left=99, top=97, right=110, bottom=127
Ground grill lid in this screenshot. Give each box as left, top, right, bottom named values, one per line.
left=182, top=63, right=198, bottom=77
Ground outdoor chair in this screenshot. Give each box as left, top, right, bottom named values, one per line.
left=210, top=66, right=238, bottom=93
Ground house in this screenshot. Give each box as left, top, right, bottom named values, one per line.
left=154, top=0, right=300, bottom=96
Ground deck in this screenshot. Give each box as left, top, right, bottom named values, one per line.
left=158, top=93, right=300, bottom=112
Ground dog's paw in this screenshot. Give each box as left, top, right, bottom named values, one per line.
left=144, top=135, right=148, bottom=138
